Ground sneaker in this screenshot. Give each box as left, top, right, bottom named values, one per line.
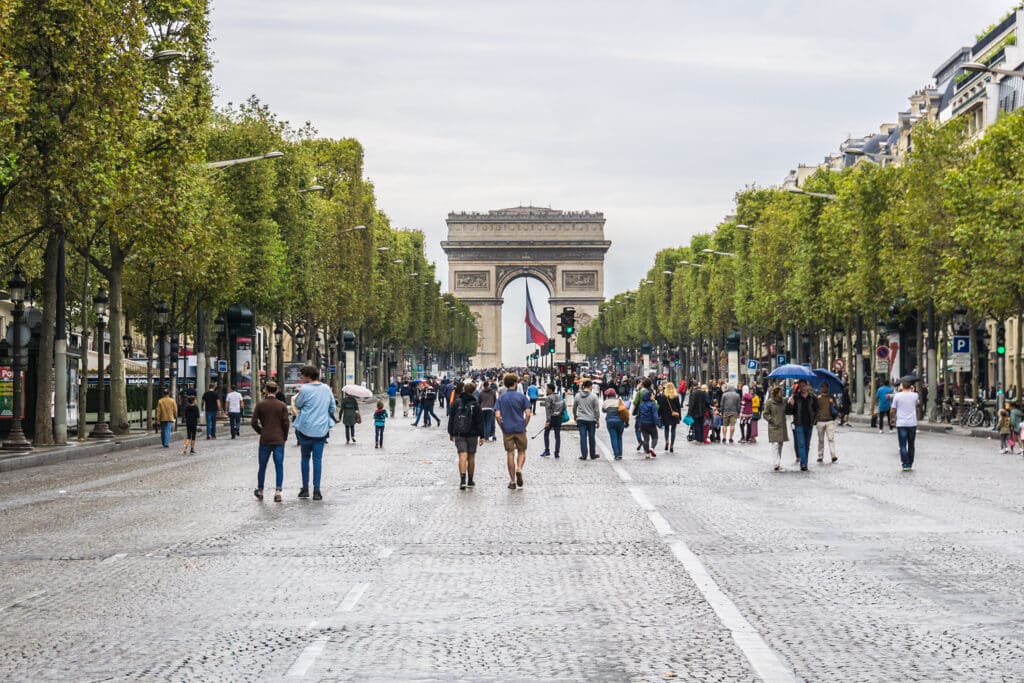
left=902, top=466, right=912, bottom=471
left=590, top=455, right=599, bottom=459
left=508, top=481, right=517, bottom=490
left=773, top=465, right=781, bottom=471
left=554, top=454, right=560, bottom=458
left=298, top=488, right=310, bottom=499
left=516, top=471, right=523, bottom=487
left=649, top=449, right=657, bottom=458
left=190, top=449, right=196, bottom=454
left=312, top=489, right=323, bottom=501
left=467, top=479, right=475, bottom=488
left=253, top=488, right=263, bottom=501
left=817, top=457, right=824, bottom=463
left=460, top=481, right=467, bottom=490
left=273, top=491, right=282, bottom=502
left=614, top=456, right=622, bottom=460
left=831, top=456, right=838, bottom=463
left=540, top=451, right=551, bottom=457
left=800, top=466, right=808, bottom=471
left=579, top=456, right=588, bottom=460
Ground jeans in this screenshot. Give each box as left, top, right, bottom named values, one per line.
left=205, top=410, right=218, bottom=437
left=897, top=426, right=916, bottom=468
left=663, top=423, right=677, bottom=447
left=375, top=424, right=384, bottom=446
left=257, top=444, right=285, bottom=490
left=794, top=424, right=812, bottom=468
left=577, top=420, right=597, bottom=457
left=299, top=434, right=327, bottom=489
left=543, top=420, right=561, bottom=455
left=413, top=402, right=423, bottom=424
left=229, top=411, right=241, bottom=437
left=345, top=425, right=355, bottom=441
left=606, top=417, right=624, bottom=457
left=641, top=423, right=659, bottom=452
left=161, top=421, right=173, bottom=447
left=422, top=401, right=441, bottom=425
left=482, top=409, right=495, bottom=439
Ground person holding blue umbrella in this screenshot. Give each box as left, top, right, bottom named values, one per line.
left=786, top=379, right=818, bottom=471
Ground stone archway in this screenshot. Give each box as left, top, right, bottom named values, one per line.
left=442, top=206, right=610, bottom=368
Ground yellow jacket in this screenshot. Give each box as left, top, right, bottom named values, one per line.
left=156, top=396, right=178, bottom=422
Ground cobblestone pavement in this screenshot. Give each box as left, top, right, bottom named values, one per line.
left=0, top=405, right=1021, bottom=681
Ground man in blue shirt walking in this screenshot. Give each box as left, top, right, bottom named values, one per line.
left=495, top=373, right=532, bottom=490
left=293, top=365, right=337, bottom=501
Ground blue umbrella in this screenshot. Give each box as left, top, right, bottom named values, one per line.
left=767, top=364, right=817, bottom=381
left=812, top=368, right=844, bottom=394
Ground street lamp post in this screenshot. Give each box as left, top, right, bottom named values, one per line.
left=89, top=288, right=114, bottom=439
left=2, top=267, right=31, bottom=451
left=962, top=61, right=1024, bottom=78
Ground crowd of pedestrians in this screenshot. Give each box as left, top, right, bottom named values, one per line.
left=153, top=360, right=956, bottom=499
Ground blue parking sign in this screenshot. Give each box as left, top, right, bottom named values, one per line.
left=952, top=336, right=970, bottom=354
left=747, top=359, right=759, bottom=371
left=776, top=354, right=786, bottom=366
left=217, top=360, right=228, bottom=373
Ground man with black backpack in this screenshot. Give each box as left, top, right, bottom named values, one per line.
left=448, top=381, right=486, bottom=490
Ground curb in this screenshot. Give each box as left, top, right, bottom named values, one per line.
left=0, top=431, right=183, bottom=474
left=845, top=413, right=997, bottom=439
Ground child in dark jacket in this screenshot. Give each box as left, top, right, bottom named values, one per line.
left=373, top=400, right=388, bottom=448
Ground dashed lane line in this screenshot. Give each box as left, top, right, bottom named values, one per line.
left=595, top=436, right=797, bottom=683
left=285, top=583, right=371, bottom=678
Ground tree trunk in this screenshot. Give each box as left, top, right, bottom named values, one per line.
left=33, top=233, right=59, bottom=446
left=107, top=252, right=129, bottom=434
left=145, top=314, right=154, bottom=431
left=77, top=260, right=90, bottom=440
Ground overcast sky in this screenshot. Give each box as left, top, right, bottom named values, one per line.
left=210, top=0, right=1013, bottom=363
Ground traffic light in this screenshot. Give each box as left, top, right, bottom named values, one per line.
left=997, top=322, right=1006, bottom=356
left=548, top=337, right=556, bottom=353
left=559, top=307, right=576, bottom=338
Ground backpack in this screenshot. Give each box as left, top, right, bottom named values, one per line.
left=451, top=398, right=477, bottom=435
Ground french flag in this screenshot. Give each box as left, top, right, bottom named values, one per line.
left=524, top=283, right=548, bottom=347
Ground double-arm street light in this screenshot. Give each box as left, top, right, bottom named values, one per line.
left=784, top=186, right=837, bottom=200
left=157, top=301, right=170, bottom=394
left=962, top=61, right=1024, bottom=78
left=2, top=267, right=31, bottom=451
left=89, top=288, right=114, bottom=439
left=702, top=248, right=737, bottom=258
left=678, top=260, right=704, bottom=269
left=204, top=151, right=284, bottom=169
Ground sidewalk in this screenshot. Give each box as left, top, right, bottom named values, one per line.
left=0, top=428, right=183, bottom=473
left=845, top=412, right=999, bottom=440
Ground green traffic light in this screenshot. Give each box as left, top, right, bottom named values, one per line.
left=998, top=345, right=1006, bottom=355
left=566, top=326, right=574, bottom=334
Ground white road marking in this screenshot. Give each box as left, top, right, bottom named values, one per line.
left=102, top=553, right=127, bottom=564
left=596, top=430, right=797, bottom=682
left=285, top=583, right=370, bottom=678
left=336, top=582, right=369, bottom=612
left=285, top=637, right=328, bottom=678
left=0, top=590, right=47, bottom=612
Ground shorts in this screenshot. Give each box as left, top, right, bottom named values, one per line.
left=453, top=436, right=479, bottom=454
left=502, top=432, right=528, bottom=453
left=722, top=413, right=738, bottom=427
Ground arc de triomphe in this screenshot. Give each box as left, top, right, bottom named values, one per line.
left=441, top=206, right=610, bottom=368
